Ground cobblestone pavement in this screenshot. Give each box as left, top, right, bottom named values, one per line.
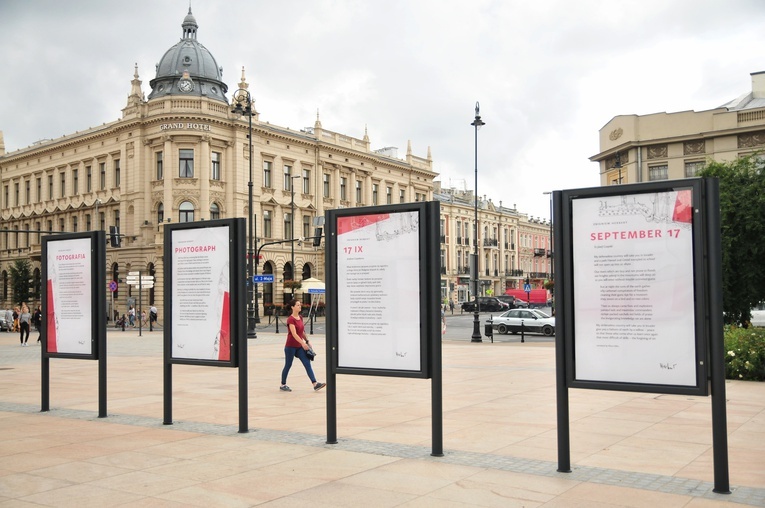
left=0, top=329, right=763, bottom=506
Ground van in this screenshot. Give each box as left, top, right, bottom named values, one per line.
left=504, top=289, right=550, bottom=308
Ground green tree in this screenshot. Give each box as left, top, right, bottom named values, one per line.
left=8, top=259, right=33, bottom=306
left=699, top=154, right=765, bottom=325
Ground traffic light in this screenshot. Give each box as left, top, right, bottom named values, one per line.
left=109, top=226, right=121, bottom=247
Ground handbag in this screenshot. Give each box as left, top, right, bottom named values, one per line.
left=305, top=347, right=316, bottom=361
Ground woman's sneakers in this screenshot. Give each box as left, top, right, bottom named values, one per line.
left=313, top=382, right=326, bottom=392
left=279, top=385, right=292, bottom=392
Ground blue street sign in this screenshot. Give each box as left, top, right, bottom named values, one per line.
left=523, top=283, right=531, bottom=292
left=307, top=288, right=325, bottom=294
left=252, top=274, right=275, bottom=283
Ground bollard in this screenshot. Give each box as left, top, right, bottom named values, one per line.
left=520, top=320, right=525, bottom=343
left=484, top=318, right=493, bottom=343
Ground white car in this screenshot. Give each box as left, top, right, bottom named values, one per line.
left=751, top=306, right=765, bottom=327
left=489, top=308, right=555, bottom=336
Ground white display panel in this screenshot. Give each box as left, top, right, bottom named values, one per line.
left=572, top=190, right=697, bottom=386
left=46, top=237, right=93, bottom=354
left=337, top=211, right=421, bottom=371
left=171, top=225, right=231, bottom=361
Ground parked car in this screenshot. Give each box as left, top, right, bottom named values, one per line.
left=461, top=297, right=510, bottom=313
left=0, top=315, right=8, bottom=332
left=496, top=295, right=529, bottom=308
left=489, top=308, right=555, bottom=336
left=752, top=304, right=765, bottom=327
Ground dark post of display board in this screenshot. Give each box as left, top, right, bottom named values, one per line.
left=41, top=230, right=107, bottom=417
left=324, top=202, right=443, bottom=457
left=162, top=218, right=247, bottom=433
left=554, top=178, right=729, bottom=494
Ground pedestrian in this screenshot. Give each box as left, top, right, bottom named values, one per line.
left=449, top=299, right=454, bottom=314
left=280, top=299, right=325, bottom=393
left=149, top=304, right=158, bottom=331
left=141, top=310, right=147, bottom=327
left=19, top=303, right=31, bottom=346
left=12, top=306, right=20, bottom=332
left=128, top=306, right=135, bottom=327
left=5, top=308, right=12, bottom=332
left=33, top=306, right=42, bottom=342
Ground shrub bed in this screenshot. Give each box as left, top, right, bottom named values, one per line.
left=724, top=326, right=765, bottom=381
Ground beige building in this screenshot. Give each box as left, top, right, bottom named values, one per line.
left=0, top=9, right=436, bottom=318
left=434, top=183, right=552, bottom=304
left=592, top=70, right=765, bottom=185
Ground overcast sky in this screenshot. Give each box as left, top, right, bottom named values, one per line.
left=2, top=0, right=764, bottom=220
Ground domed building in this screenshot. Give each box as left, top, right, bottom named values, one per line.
left=0, top=9, right=437, bottom=321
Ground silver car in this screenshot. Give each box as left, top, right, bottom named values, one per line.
left=489, top=308, right=555, bottom=336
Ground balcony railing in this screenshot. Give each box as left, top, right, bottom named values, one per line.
left=528, top=272, right=549, bottom=279
left=533, top=248, right=546, bottom=257
left=508, top=269, right=524, bottom=277
left=483, top=238, right=498, bottom=247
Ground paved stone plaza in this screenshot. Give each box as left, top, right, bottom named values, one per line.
left=0, top=328, right=763, bottom=506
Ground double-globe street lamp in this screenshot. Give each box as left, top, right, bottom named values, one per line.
left=231, top=88, right=257, bottom=338
left=471, top=102, right=485, bottom=342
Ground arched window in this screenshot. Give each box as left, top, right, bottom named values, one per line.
left=179, top=201, right=194, bottom=223
left=210, top=203, right=220, bottom=220
left=157, top=203, right=164, bottom=224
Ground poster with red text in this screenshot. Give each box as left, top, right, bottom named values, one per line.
left=171, top=225, right=231, bottom=361
left=46, top=237, right=92, bottom=354
left=337, top=211, right=421, bottom=371
left=572, top=189, right=696, bottom=386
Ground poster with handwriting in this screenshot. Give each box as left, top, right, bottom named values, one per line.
left=46, top=237, right=92, bottom=354
left=337, top=211, right=421, bottom=371
left=171, top=225, right=231, bottom=361
left=572, top=189, right=696, bottom=386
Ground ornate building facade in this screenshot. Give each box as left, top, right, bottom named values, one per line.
left=434, top=183, right=552, bottom=304
left=591, top=70, right=765, bottom=185
left=0, top=10, right=436, bottom=317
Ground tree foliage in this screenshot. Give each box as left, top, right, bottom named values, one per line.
left=698, top=154, right=765, bottom=325
left=8, top=258, right=33, bottom=306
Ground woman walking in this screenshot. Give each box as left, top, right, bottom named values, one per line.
left=280, top=299, right=325, bottom=392
left=19, top=303, right=31, bottom=346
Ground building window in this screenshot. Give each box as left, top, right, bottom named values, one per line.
left=386, top=186, right=392, bottom=204
left=157, top=203, right=164, bottom=223
left=179, top=149, right=194, bottom=178
left=323, top=174, right=330, bottom=198
left=179, top=201, right=194, bottom=222
left=114, top=159, right=120, bottom=187
left=648, top=165, right=668, bottom=181
left=211, top=152, right=221, bottom=180
left=284, top=165, right=293, bottom=190
left=72, top=216, right=78, bottom=232
left=14, top=182, right=19, bottom=206
left=340, top=177, right=347, bottom=200
left=73, top=170, right=78, bottom=194
left=210, top=202, right=220, bottom=220
left=284, top=212, right=293, bottom=240
left=100, top=162, right=106, bottom=189
left=156, top=152, right=163, bottom=180
left=114, top=209, right=120, bottom=230
left=48, top=175, right=53, bottom=199
left=86, top=214, right=91, bottom=231
left=303, top=215, right=311, bottom=239
left=36, top=178, right=41, bottom=202
left=25, top=180, right=30, bottom=204
left=263, top=161, right=272, bottom=188
left=685, top=161, right=704, bottom=177
left=3, top=185, right=7, bottom=208
left=263, top=210, right=272, bottom=238
left=372, top=184, right=379, bottom=205
left=355, top=180, right=362, bottom=202
left=86, top=166, right=92, bottom=192
left=99, top=212, right=105, bottom=230
left=59, top=218, right=65, bottom=232
left=60, top=172, right=66, bottom=198
left=400, top=189, right=405, bottom=203
left=302, top=169, right=310, bottom=194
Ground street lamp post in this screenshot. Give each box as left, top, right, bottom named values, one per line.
left=290, top=174, right=300, bottom=299
left=470, top=102, right=485, bottom=342
left=232, top=88, right=257, bottom=338
left=543, top=191, right=553, bottom=282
